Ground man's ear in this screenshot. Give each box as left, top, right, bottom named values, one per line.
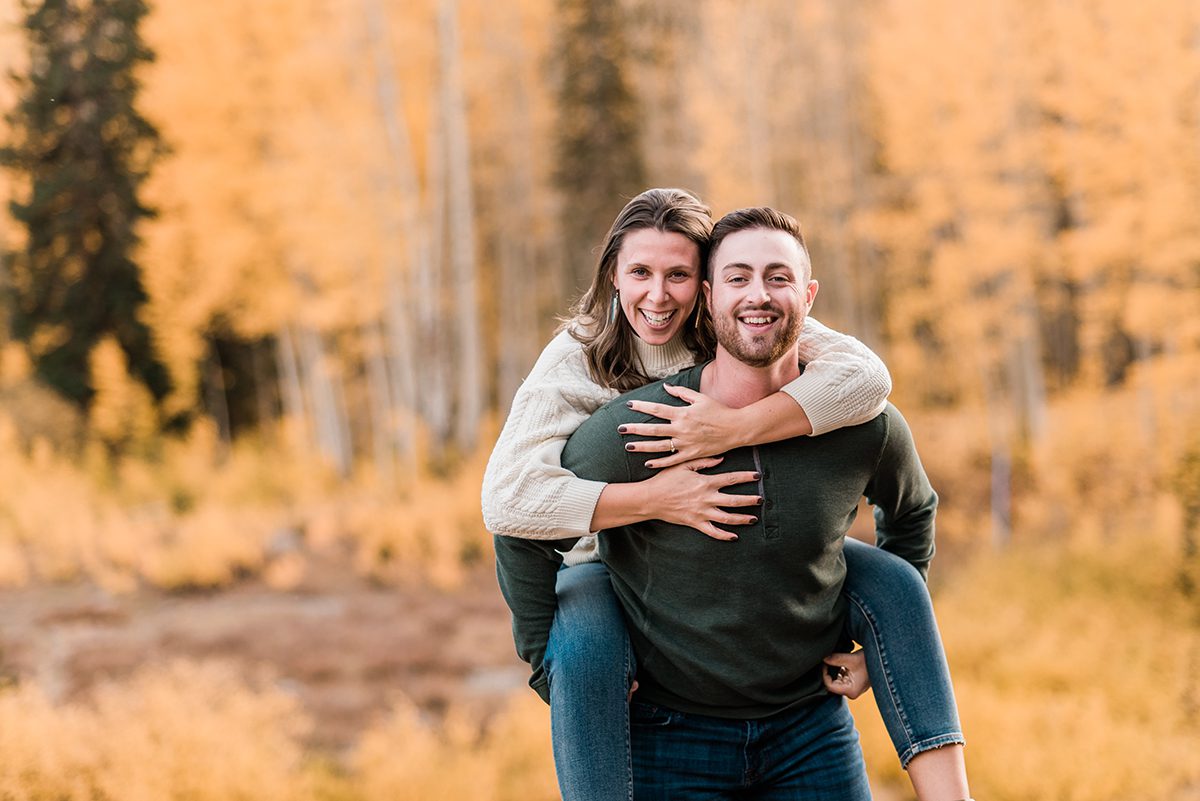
left=805, top=279, right=819, bottom=311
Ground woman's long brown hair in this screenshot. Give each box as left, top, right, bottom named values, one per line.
left=563, top=188, right=717, bottom=392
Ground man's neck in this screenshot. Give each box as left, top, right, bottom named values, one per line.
left=699, top=347, right=801, bottom=409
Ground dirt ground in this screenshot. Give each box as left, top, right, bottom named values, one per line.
left=0, top=549, right=528, bottom=754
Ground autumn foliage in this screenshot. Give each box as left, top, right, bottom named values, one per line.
left=0, top=0, right=1198, bottom=799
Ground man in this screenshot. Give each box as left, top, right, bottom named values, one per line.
left=495, top=207, right=937, bottom=799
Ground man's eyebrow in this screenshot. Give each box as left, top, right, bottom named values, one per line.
left=718, top=262, right=797, bottom=273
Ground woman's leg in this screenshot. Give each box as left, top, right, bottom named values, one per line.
left=543, top=560, right=636, bottom=801
left=841, top=537, right=970, bottom=801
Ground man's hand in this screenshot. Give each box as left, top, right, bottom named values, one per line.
left=822, top=651, right=870, bottom=699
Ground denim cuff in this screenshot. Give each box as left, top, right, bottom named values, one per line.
left=899, top=732, right=966, bottom=769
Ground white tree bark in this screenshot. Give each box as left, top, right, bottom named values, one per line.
left=275, top=323, right=309, bottom=455
left=299, top=325, right=352, bottom=477
left=362, top=0, right=423, bottom=472
left=438, top=0, right=483, bottom=455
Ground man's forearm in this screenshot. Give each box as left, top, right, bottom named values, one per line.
left=872, top=493, right=937, bottom=579
left=493, top=534, right=577, bottom=702
left=868, top=406, right=938, bottom=579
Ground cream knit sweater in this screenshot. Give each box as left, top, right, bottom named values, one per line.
left=481, top=316, right=890, bottom=564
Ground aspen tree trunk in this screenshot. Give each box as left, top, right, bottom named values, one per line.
left=362, top=0, right=421, bottom=472
left=1002, top=14, right=1048, bottom=451
left=986, top=377, right=1013, bottom=548
left=0, top=222, right=10, bottom=345
left=832, top=0, right=882, bottom=347
left=740, top=10, right=774, bottom=204
left=251, top=341, right=276, bottom=432
left=498, top=236, right=535, bottom=414
left=204, top=342, right=232, bottom=448
left=275, top=324, right=309, bottom=454
left=362, top=318, right=396, bottom=482
left=421, top=88, right=453, bottom=455
left=626, top=1, right=704, bottom=190
left=479, top=2, right=541, bottom=413
left=299, top=326, right=352, bottom=478
left=438, top=0, right=484, bottom=455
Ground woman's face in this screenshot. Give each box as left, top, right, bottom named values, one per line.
left=612, top=228, right=702, bottom=345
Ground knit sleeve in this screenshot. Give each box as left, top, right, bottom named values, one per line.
left=481, top=333, right=613, bottom=540
left=780, top=316, right=892, bottom=436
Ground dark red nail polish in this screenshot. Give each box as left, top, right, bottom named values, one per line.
left=625, top=443, right=635, bottom=451
left=618, top=425, right=628, bottom=433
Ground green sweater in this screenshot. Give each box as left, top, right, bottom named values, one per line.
left=493, top=362, right=937, bottom=719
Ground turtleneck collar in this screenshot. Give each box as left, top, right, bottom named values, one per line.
left=632, top=333, right=696, bottom=380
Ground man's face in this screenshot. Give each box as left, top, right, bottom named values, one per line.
left=704, top=227, right=818, bottom=367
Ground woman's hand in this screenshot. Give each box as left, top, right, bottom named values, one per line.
left=620, top=384, right=743, bottom=468
left=822, top=651, right=870, bottom=700
left=643, top=457, right=761, bottom=541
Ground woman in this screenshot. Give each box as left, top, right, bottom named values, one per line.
left=483, top=188, right=970, bottom=801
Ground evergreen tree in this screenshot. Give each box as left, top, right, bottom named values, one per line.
left=1, top=0, right=168, bottom=409
left=554, top=0, right=647, bottom=291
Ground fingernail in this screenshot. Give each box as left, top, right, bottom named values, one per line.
left=625, top=443, right=635, bottom=451
left=730, top=535, right=739, bottom=541
left=757, top=496, right=764, bottom=504
left=626, top=401, right=634, bottom=408
left=753, top=472, right=761, bottom=480
left=749, top=517, right=758, bottom=524
left=618, top=425, right=628, bottom=433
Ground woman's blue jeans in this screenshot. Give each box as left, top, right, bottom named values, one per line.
left=541, top=537, right=964, bottom=801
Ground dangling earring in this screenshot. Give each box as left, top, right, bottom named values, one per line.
left=609, top=290, right=620, bottom=324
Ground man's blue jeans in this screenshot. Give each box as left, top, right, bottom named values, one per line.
left=543, top=537, right=964, bottom=801
left=630, top=695, right=871, bottom=800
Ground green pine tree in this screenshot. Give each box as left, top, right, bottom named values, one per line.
left=1, top=0, right=168, bottom=409
left=554, top=0, right=647, bottom=291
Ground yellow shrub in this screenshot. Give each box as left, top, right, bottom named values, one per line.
left=140, top=504, right=271, bottom=590
left=927, top=536, right=1200, bottom=801
left=354, top=693, right=555, bottom=801
left=0, top=662, right=313, bottom=801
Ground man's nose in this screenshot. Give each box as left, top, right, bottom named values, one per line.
left=747, top=277, right=770, bottom=304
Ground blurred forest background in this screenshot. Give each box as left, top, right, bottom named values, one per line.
left=0, top=0, right=1198, bottom=799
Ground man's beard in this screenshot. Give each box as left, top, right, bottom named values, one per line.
left=713, top=304, right=804, bottom=367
